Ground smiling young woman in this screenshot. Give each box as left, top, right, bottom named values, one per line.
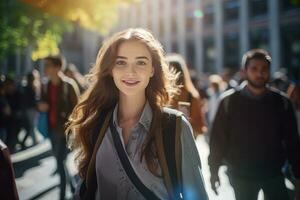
left=66, top=28, right=208, bottom=200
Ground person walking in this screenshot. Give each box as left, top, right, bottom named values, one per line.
left=208, top=49, right=300, bottom=200
left=38, top=55, right=80, bottom=200
left=166, top=54, right=207, bottom=137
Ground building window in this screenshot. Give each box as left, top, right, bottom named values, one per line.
left=250, top=28, right=269, bottom=51
left=203, top=4, right=214, bottom=28
left=281, top=0, right=300, bottom=12
left=282, top=25, right=300, bottom=82
left=249, top=0, right=268, bottom=18
left=223, top=0, right=239, bottom=23
left=186, top=16, right=194, bottom=33
left=186, top=40, right=195, bottom=68
left=224, top=32, right=239, bottom=70
left=203, top=37, right=215, bottom=73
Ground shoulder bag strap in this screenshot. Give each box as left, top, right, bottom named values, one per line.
left=109, top=117, right=161, bottom=200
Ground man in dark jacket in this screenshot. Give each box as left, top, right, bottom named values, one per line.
left=208, top=49, right=300, bottom=200
left=38, top=55, right=79, bottom=200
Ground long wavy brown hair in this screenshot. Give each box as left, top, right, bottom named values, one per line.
left=66, top=28, right=179, bottom=179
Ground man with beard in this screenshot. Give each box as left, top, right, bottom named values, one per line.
left=208, top=49, right=300, bottom=200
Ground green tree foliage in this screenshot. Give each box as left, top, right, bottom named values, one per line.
left=21, top=0, right=137, bottom=34
left=1, top=0, right=137, bottom=61
left=0, top=1, right=72, bottom=60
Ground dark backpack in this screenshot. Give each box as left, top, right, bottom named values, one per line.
left=77, top=107, right=184, bottom=200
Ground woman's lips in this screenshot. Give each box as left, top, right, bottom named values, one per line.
left=122, top=80, right=140, bottom=86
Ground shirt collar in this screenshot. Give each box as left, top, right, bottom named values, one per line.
left=112, top=101, right=153, bottom=132
left=241, top=82, right=269, bottom=99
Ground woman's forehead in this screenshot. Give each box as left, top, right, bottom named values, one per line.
left=117, top=40, right=152, bottom=59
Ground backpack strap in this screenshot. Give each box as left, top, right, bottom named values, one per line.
left=156, top=108, right=183, bottom=199
left=110, top=117, right=160, bottom=200
left=175, top=114, right=182, bottom=195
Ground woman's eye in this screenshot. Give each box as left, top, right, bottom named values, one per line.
left=136, top=60, right=146, bottom=65
left=115, top=60, right=126, bottom=65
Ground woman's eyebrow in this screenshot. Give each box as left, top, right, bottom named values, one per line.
left=116, top=56, right=127, bottom=59
left=136, top=56, right=149, bottom=60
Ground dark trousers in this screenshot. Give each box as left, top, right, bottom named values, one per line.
left=21, top=109, right=37, bottom=147
left=228, top=173, right=289, bottom=200
left=49, top=132, right=70, bottom=200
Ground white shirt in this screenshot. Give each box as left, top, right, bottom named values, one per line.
left=95, top=102, right=208, bottom=200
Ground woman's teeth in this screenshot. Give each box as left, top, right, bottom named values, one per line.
left=122, top=80, right=140, bottom=85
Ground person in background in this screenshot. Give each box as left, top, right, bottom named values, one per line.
left=287, top=84, right=300, bottom=138
left=206, top=74, right=225, bottom=126
left=0, top=139, right=19, bottom=200
left=20, top=72, right=39, bottom=148
left=209, top=49, right=300, bottom=200
left=3, top=77, right=23, bottom=152
left=64, top=63, right=87, bottom=93
left=166, top=53, right=207, bottom=137
left=0, top=80, right=10, bottom=143
left=38, top=55, right=80, bottom=200
left=221, top=68, right=238, bottom=91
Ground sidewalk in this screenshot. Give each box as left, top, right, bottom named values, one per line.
left=13, top=140, right=76, bottom=200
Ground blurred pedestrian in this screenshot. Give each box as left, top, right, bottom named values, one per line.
left=206, top=74, right=226, bottom=126
left=20, top=72, right=39, bottom=148
left=66, top=28, right=208, bottom=200
left=208, top=49, right=300, bottom=200
left=0, top=139, right=19, bottom=200
left=38, top=55, right=80, bottom=200
left=3, top=77, right=23, bottom=152
left=0, top=80, right=10, bottom=143
left=166, top=54, right=207, bottom=137
left=270, top=68, right=291, bottom=93
left=64, top=63, right=87, bottom=93
left=288, top=84, right=300, bottom=138
left=221, top=68, right=238, bottom=91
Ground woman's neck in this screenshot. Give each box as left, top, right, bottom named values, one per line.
left=118, top=94, right=146, bottom=124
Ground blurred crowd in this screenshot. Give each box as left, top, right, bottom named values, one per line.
left=0, top=62, right=87, bottom=153
left=0, top=49, right=300, bottom=200
left=0, top=53, right=299, bottom=156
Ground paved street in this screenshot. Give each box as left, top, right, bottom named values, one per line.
left=13, top=140, right=76, bottom=200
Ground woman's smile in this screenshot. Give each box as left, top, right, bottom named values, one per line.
left=122, top=79, right=140, bottom=86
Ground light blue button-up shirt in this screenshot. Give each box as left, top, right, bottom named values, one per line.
left=95, top=102, right=208, bottom=200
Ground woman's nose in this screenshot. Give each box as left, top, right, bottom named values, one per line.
left=127, top=63, right=136, bottom=74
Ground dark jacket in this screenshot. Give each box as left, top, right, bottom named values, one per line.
left=22, top=85, right=37, bottom=109
left=0, top=140, right=19, bottom=200
left=41, top=73, right=80, bottom=135
left=208, top=85, right=300, bottom=180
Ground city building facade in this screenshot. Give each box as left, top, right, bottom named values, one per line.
left=113, top=0, right=300, bottom=81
